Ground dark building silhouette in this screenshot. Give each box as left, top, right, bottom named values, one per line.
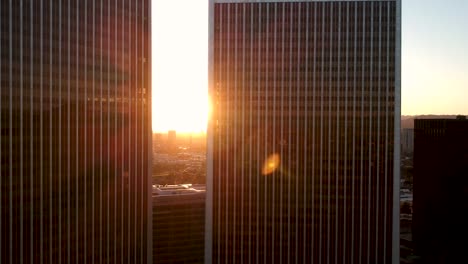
left=207, top=0, right=401, bottom=263
left=413, top=118, right=468, bottom=263
left=1, top=0, right=151, bottom=263
left=152, top=184, right=205, bottom=264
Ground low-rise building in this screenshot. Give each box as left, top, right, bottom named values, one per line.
left=152, top=184, right=205, bottom=263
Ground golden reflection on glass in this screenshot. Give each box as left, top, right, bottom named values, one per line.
left=262, top=153, right=281, bottom=175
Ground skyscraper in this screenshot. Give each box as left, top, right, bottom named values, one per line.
left=401, top=128, right=414, bottom=155
left=207, top=0, right=401, bottom=263
left=1, top=0, right=151, bottom=263
left=413, top=117, right=468, bottom=263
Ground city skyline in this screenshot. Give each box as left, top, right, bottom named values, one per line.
left=1, top=0, right=465, bottom=263
left=152, top=0, right=468, bottom=133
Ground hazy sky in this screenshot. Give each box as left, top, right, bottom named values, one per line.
left=152, top=0, right=468, bottom=131
left=403, top=0, right=468, bottom=115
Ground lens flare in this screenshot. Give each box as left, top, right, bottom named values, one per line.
left=262, top=153, right=280, bottom=175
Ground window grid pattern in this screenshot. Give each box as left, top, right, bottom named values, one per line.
left=211, top=1, right=398, bottom=263
left=0, top=0, right=151, bottom=263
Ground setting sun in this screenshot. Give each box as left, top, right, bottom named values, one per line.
left=151, top=1, right=209, bottom=133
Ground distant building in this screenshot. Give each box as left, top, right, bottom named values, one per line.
left=168, top=130, right=177, bottom=149
left=413, top=117, right=468, bottom=263
left=152, top=184, right=205, bottom=264
left=154, top=133, right=163, bottom=144
left=401, top=128, right=414, bottom=155
left=153, top=133, right=163, bottom=153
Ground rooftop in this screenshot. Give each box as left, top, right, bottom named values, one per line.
left=152, top=184, right=206, bottom=197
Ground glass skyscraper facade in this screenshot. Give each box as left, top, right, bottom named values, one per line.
left=207, top=0, right=401, bottom=263
left=1, top=0, right=151, bottom=262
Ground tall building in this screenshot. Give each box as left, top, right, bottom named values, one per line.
left=413, top=117, right=468, bottom=263
left=1, top=1, right=151, bottom=263
left=207, top=0, right=401, bottom=263
left=401, top=128, right=414, bottom=155
left=152, top=184, right=206, bottom=264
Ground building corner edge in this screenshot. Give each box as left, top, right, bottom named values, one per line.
left=205, top=0, right=215, bottom=263
left=392, top=0, right=402, bottom=263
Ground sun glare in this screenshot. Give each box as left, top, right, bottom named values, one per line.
left=262, top=153, right=281, bottom=176
left=152, top=89, right=209, bottom=133
left=151, top=1, right=209, bottom=133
